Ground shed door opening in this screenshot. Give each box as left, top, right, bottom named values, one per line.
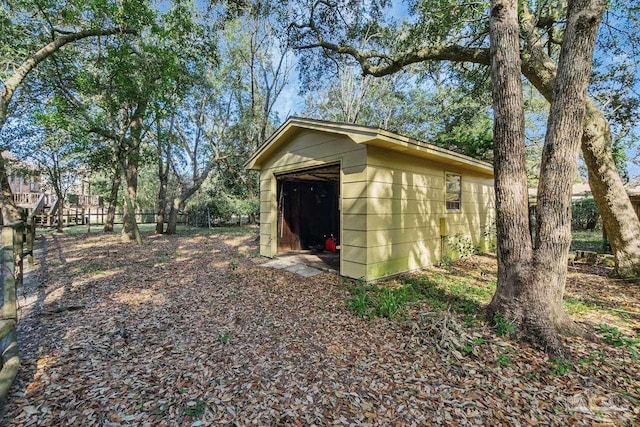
left=277, top=164, right=340, bottom=253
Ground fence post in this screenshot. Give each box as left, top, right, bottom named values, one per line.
left=0, top=223, right=20, bottom=404
left=26, top=219, right=34, bottom=265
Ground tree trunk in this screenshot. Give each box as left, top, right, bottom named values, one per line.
left=56, top=194, right=64, bottom=233
left=120, top=99, right=146, bottom=245
left=582, top=104, right=640, bottom=277
left=155, top=196, right=166, bottom=234
left=166, top=196, right=182, bottom=235
left=486, top=0, right=534, bottom=331
left=121, top=154, right=142, bottom=245
left=104, top=165, right=121, bottom=232
left=488, top=0, right=605, bottom=357
left=0, top=155, right=20, bottom=224
left=155, top=159, right=168, bottom=235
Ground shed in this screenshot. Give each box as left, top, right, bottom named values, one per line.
left=245, top=117, right=496, bottom=281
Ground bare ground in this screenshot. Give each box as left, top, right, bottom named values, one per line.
left=1, top=230, right=638, bottom=425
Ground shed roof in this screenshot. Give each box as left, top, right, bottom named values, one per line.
left=245, top=117, right=494, bottom=175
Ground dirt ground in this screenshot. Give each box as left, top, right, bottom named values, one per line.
left=1, top=229, right=638, bottom=425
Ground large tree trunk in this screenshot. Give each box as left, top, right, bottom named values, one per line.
left=488, top=0, right=604, bottom=357
left=120, top=100, right=146, bottom=245
left=155, top=188, right=167, bottom=234
left=0, top=155, right=20, bottom=224
left=121, top=153, right=142, bottom=244
left=104, top=165, right=121, bottom=232
left=581, top=105, right=640, bottom=277
left=486, top=0, right=534, bottom=332
left=166, top=196, right=182, bottom=235
left=155, top=157, right=168, bottom=235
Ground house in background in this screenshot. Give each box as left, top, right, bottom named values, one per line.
left=246, top=117, right=496, bottom=281
left=2, top=151, right=43, bottom=194
left=2, top=151, right=102, bottom=227
left=528, top=182, right=640, bottom=221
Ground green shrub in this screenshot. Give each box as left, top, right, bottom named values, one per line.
left=446, top=234, right=479, bottom=259
left=187, top=195, right=259, bottom=226
left=572, top=197, right=599, bottom=230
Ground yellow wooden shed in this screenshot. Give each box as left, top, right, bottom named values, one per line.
left=245, top=117, right=496, bottom=281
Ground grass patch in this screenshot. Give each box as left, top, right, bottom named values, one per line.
left=345, top=273, right=495, bottom=321
left=563, top=297, right=597, bottom=315
left=596, top=324, right=639, bottom=359
left=548, top=359, right=573, bottom=376
left=571, top=230, right=608, bottom=253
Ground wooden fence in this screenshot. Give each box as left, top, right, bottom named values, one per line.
left=0, top=218, right=35, bottom=403
left=33, top=209, right=188, bottom=228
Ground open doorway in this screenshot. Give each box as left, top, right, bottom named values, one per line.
left=276, top=164, right=340, bottom=269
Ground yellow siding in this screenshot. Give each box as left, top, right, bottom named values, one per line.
left=257, top=130, right=494, bottom=282
left=363, top=146, right=495, bottom=281
left=258, top=130, right=367, bottom=280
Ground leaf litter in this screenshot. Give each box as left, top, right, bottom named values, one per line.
left=0, top=230, right=638, bottom=425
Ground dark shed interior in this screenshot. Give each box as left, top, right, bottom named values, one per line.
left=276, top=164, right=340, bottom=253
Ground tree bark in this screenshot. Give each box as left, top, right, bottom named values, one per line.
left=581, top=107, right=640, bottom=276
left=166, top=196, right=181, bottom=235
left=56, top=194, right=64, bottom=233
left=155, top=184, right=167, bottom=234
left=104, top=166, right=121, bottom=232
left=120, top=99, right=146, bottom=245
left=155, top=146, right=169, bottom=235
left=0, top=155, right=20, bottom=224
left=488, top=0, right=605, bottom=357
left=486, top=0, right=534, bottom=335
left=121, top=153, right=142, bottom=244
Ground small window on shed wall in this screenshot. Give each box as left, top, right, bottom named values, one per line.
left=445, top=173, right=461, bottom=211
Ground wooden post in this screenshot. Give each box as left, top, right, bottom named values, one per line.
left=26, top=219, right=34, bottom=265
left=0, top=222, right=20, bottom=403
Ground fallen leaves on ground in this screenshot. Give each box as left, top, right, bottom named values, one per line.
left=1, top=230, right=638, bottom=425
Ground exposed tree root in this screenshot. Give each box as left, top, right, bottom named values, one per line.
left=487, top=298, right=575, bottom=360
